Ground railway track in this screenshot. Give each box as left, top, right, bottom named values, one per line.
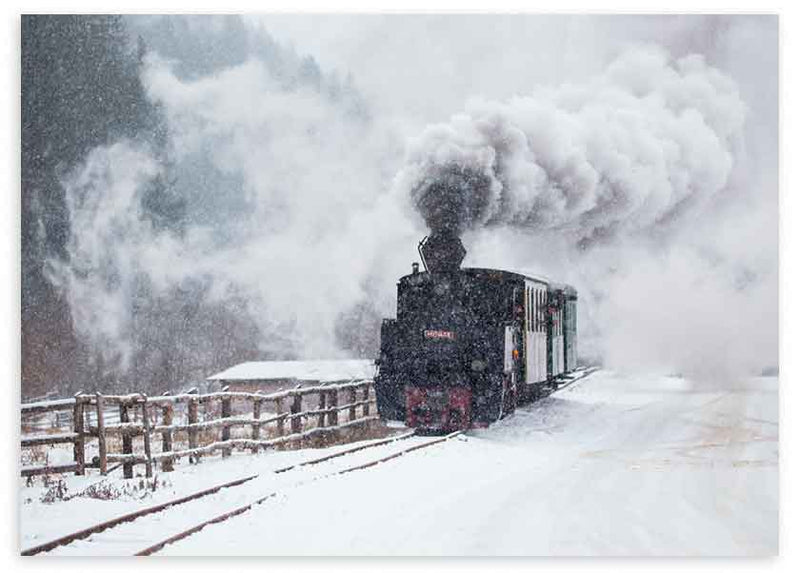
left=22, top=429, right=465, bottom=556
left=547, top=366, right=600, bottom=395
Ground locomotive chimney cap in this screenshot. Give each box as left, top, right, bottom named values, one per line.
left=419, top=231, right=466, bottom=273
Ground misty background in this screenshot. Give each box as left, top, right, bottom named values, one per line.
left=21, top=14, right=778, bottom=399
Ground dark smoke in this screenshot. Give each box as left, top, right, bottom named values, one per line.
left=413, top=164, right=494, bottom=237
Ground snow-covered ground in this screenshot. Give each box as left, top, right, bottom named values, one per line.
left=20, top=370, right=778, bottom=556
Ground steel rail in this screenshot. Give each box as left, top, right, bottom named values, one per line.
left=545, top=366, right=600, bottom=395
left=273, top=430, right=416, bottom=474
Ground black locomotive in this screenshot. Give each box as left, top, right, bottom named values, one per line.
left=375, top=232, right=577, bottom=432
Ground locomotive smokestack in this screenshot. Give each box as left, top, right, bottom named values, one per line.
left=419, top=231, right=465, bottom=273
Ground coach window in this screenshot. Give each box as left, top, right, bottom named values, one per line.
left=528, top=288, right=532, bottom=331
left=538, top=290, right=544, bottom=333
left=537, top=290, right=541, bottom=332
left=555, top=311, right=561, bottom=336
left=544, top=293, right=548, bottom=333
left=524, top=288, right=528, bottom=330
left=539, top=290, right=544, bottom=332
left=545, top=294, right=550, bottom=334
left=528, top=289, right=533, bottom=332
left=557, top=307, right=561, bottom=336
left=526, top=287, right=531, bottom=331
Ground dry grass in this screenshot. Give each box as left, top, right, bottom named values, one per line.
left=74, top=475, right=172, bottom=501
left=21, top=445, right=49, bottom=467
left=38, top=474, right=69, bottom=503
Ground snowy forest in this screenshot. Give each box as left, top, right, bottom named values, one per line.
left=22, top=15, right=373, bottom=398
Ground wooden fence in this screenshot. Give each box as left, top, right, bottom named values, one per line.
left=20, top=380, right=376, bottom=479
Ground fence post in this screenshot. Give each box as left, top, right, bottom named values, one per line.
left=328, top=388, right=338, bottom=427
left=72, top=392, right=85, bottom=476
left=363, top=383, right=370, bottom=416
left=95, top=393, right=107, bottom=475
left=161, top=392, right=174, bottom=472
left=349, top=386, right=357, bottom=422
left=188, top=395, right=199, bottom=464
left=221, top=390, right=232, bottom=458
left=251, top=394, right=261, bottom=454
left=84, top=400, right=92, bottom=432
left=141, top=395, right=153, bottom=478
left=275, top=396, right=285, bottom=439
left=118, top=401, right=133, bottom=479
left=290, top=392, right=302, bottom=435
left=317, top=390, right=327, bottom=429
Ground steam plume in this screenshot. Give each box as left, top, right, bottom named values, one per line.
left=400, top=48, right=745, bottom=247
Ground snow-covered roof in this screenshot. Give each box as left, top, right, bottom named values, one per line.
left=207, top=359, right=376, bottom=383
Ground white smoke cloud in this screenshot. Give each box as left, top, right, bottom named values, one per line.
left=139, top=54, right=421, bottom=358
left=46, top=143, right=167, bottom=369
left=399, top=47, right=746, bottom=244
left=49, top=50, right=421, bottom=368
left=595, top=243, right=778, bottom=382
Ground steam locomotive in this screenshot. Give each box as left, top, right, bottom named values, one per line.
left=374, top=231, right=577, bottom=431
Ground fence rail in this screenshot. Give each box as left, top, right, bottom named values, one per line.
left=20, top=380, right=376, bottom=479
